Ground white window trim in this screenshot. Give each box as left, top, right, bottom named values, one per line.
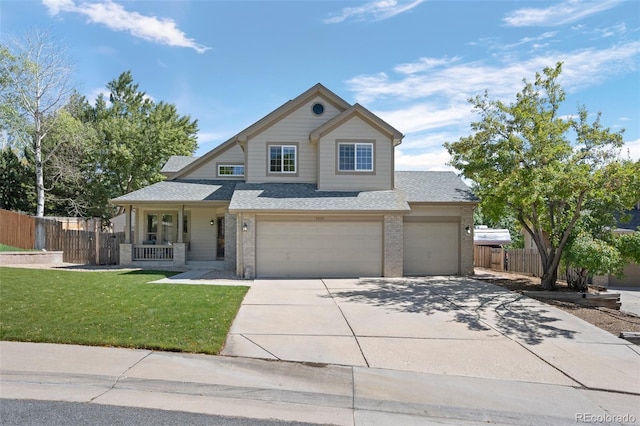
left=268, top=144, right=297, bottom=174
left=217, top=164, right=245, bottom=177
left=338, top=142, right=374, bottom=172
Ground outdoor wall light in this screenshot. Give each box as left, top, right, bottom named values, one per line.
left=465, top=226, right=471, bottom=234
left=210, top=219, right=215, bottom=226
left=242, top=222, right=248, bottom=232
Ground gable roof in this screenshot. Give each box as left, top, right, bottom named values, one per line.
left=228, top=182, right=410, bottom=213
left=309, top=103, right=403, bottom=145
left=395, top=171, right=478, bottom=203
left=170, top=83, right=351, bottom=180
left=235, top=83, right=351, bottom=143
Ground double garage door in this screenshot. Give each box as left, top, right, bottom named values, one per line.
left=256, top=219, right=383, bottom=278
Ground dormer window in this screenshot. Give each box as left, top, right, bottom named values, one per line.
left=338, top=141, right=374, bottom=172
left=269, top=144, right=297, bottom=174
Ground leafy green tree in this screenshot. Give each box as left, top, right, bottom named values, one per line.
left=445, top=63, right=638, bottom=290
left=41, top=96, right=100, bottom=217
left=93, top=71, right=198, bottom=202
left=563, top=228, right=640, bottom=291
left=0, top=148, right=33, bottom=212
left=0, top=30, right=75, bottom=218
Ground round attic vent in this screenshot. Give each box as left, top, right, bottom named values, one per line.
left=312, top=102, right=325, bottom=115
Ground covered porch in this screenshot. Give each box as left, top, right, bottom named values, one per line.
left=110, top=177, right=239, bottom=271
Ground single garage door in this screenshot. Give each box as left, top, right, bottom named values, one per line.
left=404, top=221, right=459, bottom=275
left=256, top=220, right=383, bottom=278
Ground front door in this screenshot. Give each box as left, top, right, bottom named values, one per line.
left=216, top=217, right=225, bottom=259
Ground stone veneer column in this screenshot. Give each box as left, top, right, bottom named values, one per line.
left=384, top=215, right=403, bottom=277
left=224, top=213, right=237, bottom=271
left=241, top=214, right=256, bottom=279
left=119, top=244, right=132, bottom=266
left=172, top=243, right=186, bottom=266
left=460, top=205, right=475, bottom=275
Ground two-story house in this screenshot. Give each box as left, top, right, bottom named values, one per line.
left=112, top=84, right=477, bottom=278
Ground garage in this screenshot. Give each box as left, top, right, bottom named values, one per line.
left=403, top=221, right=459, bottom=275
left=256, top=218, right=383, bottom=277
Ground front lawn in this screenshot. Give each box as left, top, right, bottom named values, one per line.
left=0, top=268, right=248, bottom=354
left=0, top=244, right=33, bottom=252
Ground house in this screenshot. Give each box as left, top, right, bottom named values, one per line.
left=111, top=84, right=477, bottom=278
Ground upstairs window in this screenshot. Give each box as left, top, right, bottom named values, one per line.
left=218, top=164, right=245, bottom=177
left=269, top=145, right=297, bottom=173
left=338, top=142, right=373, bottom=172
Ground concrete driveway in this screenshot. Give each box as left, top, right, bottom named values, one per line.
left=222, top=277, right=640, bottom=395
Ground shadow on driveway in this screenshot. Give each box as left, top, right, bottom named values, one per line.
left=329, top=276, right=578, bottom=345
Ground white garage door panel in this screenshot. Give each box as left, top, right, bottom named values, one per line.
left=404, top=222, right=459, bottom=275
left=257, top=221, right=382, bottom=278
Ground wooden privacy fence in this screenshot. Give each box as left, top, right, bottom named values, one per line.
left=42, top=219, right=125, bottom=265
left=474, top=246, right=546, bottom=277
left=0, top=209, right=124, bottom=265
left=0, top=209, right=35, bottom=249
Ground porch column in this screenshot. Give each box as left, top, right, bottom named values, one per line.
left=177, top=206, right=184, bottom=243
left=125, top=205, right=132, bottom=243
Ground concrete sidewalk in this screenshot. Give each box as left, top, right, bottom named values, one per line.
left=1, top=341, right=638, bottom=425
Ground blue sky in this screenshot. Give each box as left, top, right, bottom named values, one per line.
left=2, top=0, right=639, bottom=170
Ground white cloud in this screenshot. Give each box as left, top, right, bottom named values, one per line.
left=394, top=56, right=460, bottom=74
left=347, top=41, right=640, bottom=106
left=324, top=0, right=425, bottom=24
left=376, top=103, right=473, bottom=134
left=43, top=0, right=210, bottom=53
left=503, top=0, right=622, bottom=27
left=621, top=138, right=640, bottom=161
left=395, top=148, right=454, bottom=171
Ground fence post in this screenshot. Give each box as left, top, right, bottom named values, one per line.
left=34, top=217, right=45, bottom=250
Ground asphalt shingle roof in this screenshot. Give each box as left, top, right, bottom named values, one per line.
left=160, top=156, right=199, bottom=174
left=111, top=172, right=477, bottom=208
left=394, top=171, right=478, bottom=203
left=112, top=180, right=236, bottom=203
left=229, top=183, right=410, bottom=212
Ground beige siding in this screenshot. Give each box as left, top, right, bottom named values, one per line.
left=182, top=144, right=245, bottom=180
left=246, top=96, right=342, bottom=183
left=318, top=116, right=394, bottom=191
left=609, top=262, right=640, bottom=286
left=187, top=207, right=219, bottom=261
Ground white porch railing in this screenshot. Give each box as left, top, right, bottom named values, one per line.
left=133, top=244, right=173, bottom=260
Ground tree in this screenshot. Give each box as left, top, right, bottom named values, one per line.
left=0, top=30, right=75, bottom=217
left=91, top=71, right=198, bottom=214
left=0, top=147, right=33, bottom=212
left=445, top=63, right=638, bottom=290
left=41, top=99, right=100, bottom=217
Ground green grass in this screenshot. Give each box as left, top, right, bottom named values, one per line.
left=0, top=244, right=33, bottom=252
left=0, top=267, right=248, bottom=354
